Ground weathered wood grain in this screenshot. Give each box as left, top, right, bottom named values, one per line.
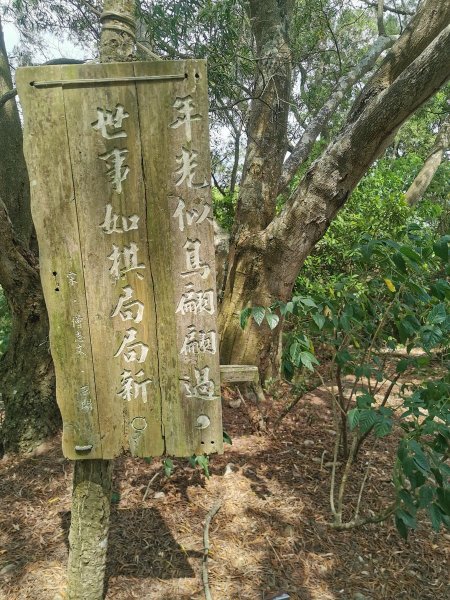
left=219, top=365, right=260, bottom=384
left=16, top=60, right=222, bottom=459
left=16, top=66, right=102, bottom=459
left=135, top=60, right=223, bottom=456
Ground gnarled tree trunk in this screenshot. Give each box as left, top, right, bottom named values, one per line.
left=219, top=0, right=293, bottom=379
left=219, top=0, right=450, bottom=380
left=0, top=15, right=59, bottom=454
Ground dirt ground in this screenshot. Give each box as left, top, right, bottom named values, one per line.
left=0, top=383, right=449, bottom=600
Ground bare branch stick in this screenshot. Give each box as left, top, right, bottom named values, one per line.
left=361, top=0, right=414, bottom=16
left=142, top=470, right=161, bottom=502
left=0, top=88, right=17, bottom=108
left=278, top=34, right=396, bottom=194
left=354, top=438, right=378, bottom=521
left=202, top=500, right=222, bottom=600
left=378, top=0, right=386, bottom=36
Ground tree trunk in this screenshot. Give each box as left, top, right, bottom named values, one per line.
left=219, top=232, right=296, bottom=379
left=67, top=460, right=113, bottom=600
left=220, top=4, right=450, bottom=379
left=0, top=16, right=59, bottom=454
left=67, top=3, right=137, bottom=598
left=218, top=0, right=293, bottom=379
left=405, top=114, right=450, bottom=206
left=0, top=199, right=57, bottom=453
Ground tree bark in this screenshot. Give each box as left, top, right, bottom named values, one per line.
left=220, top=1, right=450, bottom=380
left=405, top=114, right=450, bottom=206
left=232, top=0, right=293, bottom=236
left=99, top=0, right=136, bottom=63
left=218, top=0, right=293, bottom=378
left=67, top=460, right=113, bottom=600
left=278, top=33, right=396, bottom=195
left=0, top=199, right=57, bottom=453
left=0, top=15, right=59, bottom=453
left=67, top=4, right=137, bottom=598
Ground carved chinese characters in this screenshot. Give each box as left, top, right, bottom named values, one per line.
left=165, top=69, right=222, bottom=453
left=17, top=60, right=222, bottom=459
left=89, top=97, right=156, bottom=454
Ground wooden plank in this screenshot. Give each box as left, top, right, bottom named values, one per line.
left=135, top=60, right=223, bottom=456
left=60, top=62, right=164, bottom=458
left=17, top=60, right=222, bottom=458
left=219, top=365, right=260, bottom=384
left=16, top=66, right=102, bottom=459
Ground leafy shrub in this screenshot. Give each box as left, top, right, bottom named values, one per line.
left=243, top=227, right=449, bottom=536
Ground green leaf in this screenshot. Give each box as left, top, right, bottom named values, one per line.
left=436, top=488, right=450, bottom=515
left=279, top=301, right=294, bottom=316
left=356, top=393, right=374, bottom=409
left=195, top=454, right=210, bottom=478
left=252, top=306, right=265, bottom=326
left=433, top=237, right=449, bottom=262
left=240, top=307, right=252, bottom=329
left=430, top=280, right=450, bottom=300
left=266, top=312, right=280, bottom=330
left=399, top=489, right=416, bottom=514
left=295, top=296, right=317, bottom=308
left=163, top=458, right=174, bottom=477
left=223, top=430, right=232, bottom=445
left=340, top=314, right=351, bottom=331
left=111, top=491, right=121, bottom=504
left=392, top=253, right=407, bottom=274
left=355, top=365, right=373, bottom=378
left=428, top=303, right=447, bottom=325
left=397, top=509, right=417, bottom=530
left=374, top=419, right=392, bottom=438
left=395, top=514, right=409, bottom=540
left=336, top=349, right=352, bottom=365
left=420, top=325, right=443, bottom=351
left=418, top=485, right=434, bottom=509
left=312, top=312, right=326, bottom=330
left=400, top=245, right=422, bottom=263
left=348, top=408, right=360, bottom=431
left=299, top=351, right=319, bottom=371
left=409, top=440, right=430, bottom=473
left=428, top=503, right=442, bottom=532
left=289, top=341, right=302, bottom=366
left=359, top=409, right=377, bottom=434
left=396, top=359, right=410, bottom=374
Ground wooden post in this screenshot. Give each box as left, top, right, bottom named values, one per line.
left=69, top=3, right=135, bottom=598
left=16, top=2, right=223, bottom=597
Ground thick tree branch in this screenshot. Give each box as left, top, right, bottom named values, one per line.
left=0, top=87, right=17, bottom=108
left=268, top=23, right=450, bottom=276
left=232, top=0, right=293, bottom=234
left=377, top=0, right=386, bottom=36
left=350, top=1, right=450, bottom=121
left=361, top=0, right=414, bottom=16
left=405, top=113, right=450, bottom=206
left=278, top=34, right=396, bottom=194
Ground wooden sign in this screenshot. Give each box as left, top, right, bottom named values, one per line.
left=16, top=60, right=223, bottom=460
